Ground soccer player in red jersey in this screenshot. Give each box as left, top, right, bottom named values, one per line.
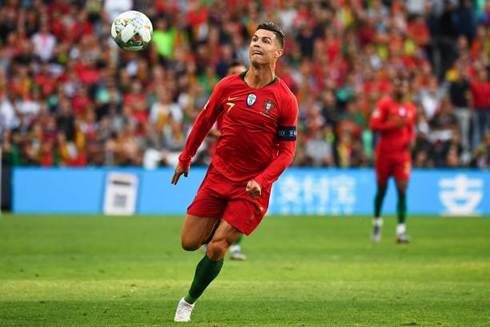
left=369, top=76, right=416, bottom=244
left=172, top=22, right=298, bottom=322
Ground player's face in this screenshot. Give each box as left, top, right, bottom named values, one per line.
left=249, top=29, right=283, bottom=66
left=227, top=65, right=246, bottom=76
left=393, top=78, right=409, bottom=101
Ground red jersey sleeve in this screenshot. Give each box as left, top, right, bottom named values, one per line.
left=369, top=98, right=399, bottom=132
left=254, top=95, right=298, bottom=189
left=178, top=81, right=225, bottom=169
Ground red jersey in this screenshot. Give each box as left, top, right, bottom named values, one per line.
left=470, top=80, right=490, bottom=109
left=179, top=72, right=298, bottom=189
left=370, top=97, right=416, bottom=157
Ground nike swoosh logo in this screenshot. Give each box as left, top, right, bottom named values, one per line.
left=228, top=97, right=239, bottom=101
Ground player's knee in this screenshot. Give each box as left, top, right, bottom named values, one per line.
left=397, top=188, right=406, bottom=197
left=206, top=239, right=228, bottom=260
left=181, top=237, right=201, bottom=251
left=378, top=184, right=387, bottom=194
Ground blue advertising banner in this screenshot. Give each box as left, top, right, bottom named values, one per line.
left=268, top=169, right=489, bottom=216
left=13, top=167, right=490, bottom=216
left=13, top=168, right=106, bottom=214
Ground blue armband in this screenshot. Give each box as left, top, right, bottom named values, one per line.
left=277, top=126, right=297, bottom=141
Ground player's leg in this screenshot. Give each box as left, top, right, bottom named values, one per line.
left=229, top=235, right=246, bottom=261
left=175, top=220, right=241, bottom=322
left=181, top=215, right=220, bottom=251
left=372, top=155, right=389, bottom=243
left=393, top=158, right=411, bottom=243
left=176, top=180, right=270, bottom=322
left=394, top=178, right=410, bottom=243
left=181, top=170, right=226, bottom=251
left=175, top=170, right=227, bottom=322
left=372, top=182, right=387, bottom=243
left=374, top=182, right=388, bottom=220
left=199, top=221, right=221, bottom=254
left=184, top=220, right=241, bottom=303
left=175, top=216, right=224, bottom=322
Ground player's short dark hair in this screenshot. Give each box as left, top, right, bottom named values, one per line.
left=256, top=22, right=285, bottom=49
left=229, top=60, right=244, bottom=68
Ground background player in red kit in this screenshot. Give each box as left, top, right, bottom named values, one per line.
left=203, top=61, right=249, bottom=261
left=369, top=77, right=416, bottom=244
left=172, top=22, right=298, bottom=322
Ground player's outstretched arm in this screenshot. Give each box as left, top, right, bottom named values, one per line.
left=171, top=165, right=189, bottom=185
left=174, top=80, right=226, bottom=179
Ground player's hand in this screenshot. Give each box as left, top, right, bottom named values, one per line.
left=208, top=130, right=221, bottom=138
left=246, top=180, right=262, bottom=199
left=408, top=140, right=416, bottom=151
left=389, top=115, right=407, bottom=128
left=171, top=165, right=189, bottom=185
left=395, top=119, right=408, bottom=128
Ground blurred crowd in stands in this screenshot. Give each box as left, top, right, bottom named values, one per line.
left=0, top=0, right=489, bottom=169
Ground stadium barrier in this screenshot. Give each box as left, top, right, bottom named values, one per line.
left=13, top=167, right=490, bottom=216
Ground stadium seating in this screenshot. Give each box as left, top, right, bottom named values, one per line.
left=0, top=0, right=489, bottom=169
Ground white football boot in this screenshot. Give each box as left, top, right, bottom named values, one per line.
left=229, top=245, right=247, bottom=261
left=372, top=218, right=383, bottom=243
left=174, top=297, right=195, bottom=322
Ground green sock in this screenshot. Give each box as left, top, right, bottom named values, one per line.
left=397, top=192, right=407, bottom=224
left=184, top=255, right=224, bottom=304
left=374, top=190, right=385, bottom=218
left=232, top=235, right=243, bottom=246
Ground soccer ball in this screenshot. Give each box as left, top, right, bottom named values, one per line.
left=111, top=11, right=153, bottom=52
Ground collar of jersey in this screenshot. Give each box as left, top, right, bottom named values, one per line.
left=239, top=70, right=279, bottom=88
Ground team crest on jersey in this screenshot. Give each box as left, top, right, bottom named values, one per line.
left=399, top=107, right=406, bottom=116
left=263, top=99, right=276, bottom=114
left=247, top=94, right=257, bottom=106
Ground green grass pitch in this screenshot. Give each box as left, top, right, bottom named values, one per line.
left=0, top=214, right=489, bottom=326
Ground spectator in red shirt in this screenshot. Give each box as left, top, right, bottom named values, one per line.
left=407, top=15, right=430, bottom=50
left=71, top=85, right=92, bottom=116
left=471, top=67, right=490, bottom=147
left=124, top=80, right=148, bottom=125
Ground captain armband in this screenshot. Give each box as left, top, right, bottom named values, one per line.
left=277, top=126, right=297, bottom=141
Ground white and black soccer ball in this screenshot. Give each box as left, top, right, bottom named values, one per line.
left=111, top=11, right=153, bottom=52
